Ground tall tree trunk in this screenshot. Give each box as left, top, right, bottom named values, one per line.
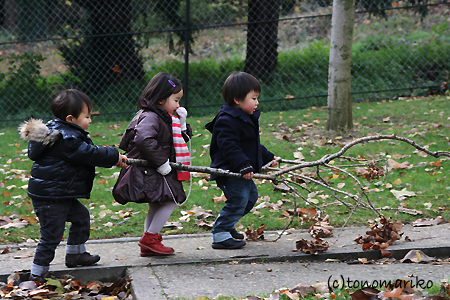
left=3, top=0, right=16, bottom=31
left=326, top=0, right=355, bottom=132
left=16, top=0, right=46, bottom=40
left=245, top=0, right=280, bottom=79
left=60, top=0, right=144, bottom=92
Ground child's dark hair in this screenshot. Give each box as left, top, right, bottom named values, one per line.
left=137, top=72, right=182, bottom=110
left=51, top=89, right=93, bottom=120
left=222, top=72, right=261, bottom=106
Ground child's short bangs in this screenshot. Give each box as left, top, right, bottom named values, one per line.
left=51, top=89, right=93, bottom=120
left=222, top=72, right=261, bottom=105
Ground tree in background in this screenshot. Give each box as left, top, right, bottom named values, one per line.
left=326, top=0, right=430, bottom=132
left=245, top=0, right=280, bottom=80
left=59, top=0, right=144, bottom=93
left=326, top=0, right=355, bottom=132
left=15, top=0, right=47, bottom=40
left=154, top=0, right=194, bottom=54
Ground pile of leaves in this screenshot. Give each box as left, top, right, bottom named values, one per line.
left=245, top=224, right=266, bottom=241
left=295, top=237, right=330, bottom=255
left=354, top=160, right=385, bottom=181
left=309, top=215, right=334, bottom=238
left=0, top=272, right=132, bottom=300
left=297, top=213, right=333, bottom=255
left=354, top=216, right=404, bottom=250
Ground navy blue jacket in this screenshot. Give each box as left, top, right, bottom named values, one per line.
left=205, top=105, right=274, bottom=181
left=25, top=118, right=119, bottom=200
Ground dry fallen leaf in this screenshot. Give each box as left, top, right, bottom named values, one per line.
left=354, top=216, right=403, bottom=250
left=295, top=238, right=330, bottom=255
left=412, top=216, right=446, bottom=227
left=391, top=188, right=416, bottom=200
left=400, top=249, right=436, bottom=263
left=244, top=224, right=265, bottom=241
left=387, top=158, right=412, bottom=170
left=350, top=287, right=380, bottom=300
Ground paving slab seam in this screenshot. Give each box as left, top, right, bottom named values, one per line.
left=127, top=266, right=167, bottom=300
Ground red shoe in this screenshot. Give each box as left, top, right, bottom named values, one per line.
left=138, top=232, right=174, bottom=255
left=140, top=247, right=166, bottom=257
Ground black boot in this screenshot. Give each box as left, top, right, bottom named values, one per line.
left=65, top=252, right=100, bottom=268
left=212, top=238, right=246, bottom=249
left=230, top=229, right=244, bottom=240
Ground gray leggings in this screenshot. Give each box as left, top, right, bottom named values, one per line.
left=144, top=201, right=177, bottom=233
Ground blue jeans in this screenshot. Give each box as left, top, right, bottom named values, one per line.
left=212, top=177, right=258, bottom=243
left=31, top=198, right=90, bottom=275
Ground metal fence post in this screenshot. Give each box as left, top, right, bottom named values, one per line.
left=184, top=0, right=190, bottom=109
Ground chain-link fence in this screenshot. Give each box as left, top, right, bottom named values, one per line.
left=1, top=1, right=449, bottom=125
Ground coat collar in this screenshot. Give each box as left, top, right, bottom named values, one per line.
left=219, top=105, right=260, bottom=125
left=52, top=118, right=90, bottom=134
left=140, top=99, right=172, bottom=124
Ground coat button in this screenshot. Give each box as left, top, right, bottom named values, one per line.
left=144, top=170, right=148, bottom=174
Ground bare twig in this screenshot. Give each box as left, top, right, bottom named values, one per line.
left=323, top=163, right=379, bottom=216
left=265, top=175, right=299, bottom=243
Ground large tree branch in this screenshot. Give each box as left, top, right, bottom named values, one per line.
left=271, top=134, right=449, bottom=177
left=126, top=158, right=277, bottom=181
left=127, top=135, right=448, bottom=182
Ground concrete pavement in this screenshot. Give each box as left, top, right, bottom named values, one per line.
left=1, top=224, right=450, bottom=299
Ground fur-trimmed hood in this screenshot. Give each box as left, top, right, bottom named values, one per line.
left=19, top=118, right=60, bottom=145
left=19, top=118, right=61, bottom=162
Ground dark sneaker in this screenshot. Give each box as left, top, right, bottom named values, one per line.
left=230, top=229, right=244, bottom=240
left=65, top=252, right=100, bottom=268
left=29, top=272, right=58, bottom=284
left=212, top=238, right=246, bottom=249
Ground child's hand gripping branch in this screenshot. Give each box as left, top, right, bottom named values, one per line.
left=115, top=154, right=128, bottom=168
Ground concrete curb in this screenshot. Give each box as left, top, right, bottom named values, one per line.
left=3, top=244, right=448, bottom=283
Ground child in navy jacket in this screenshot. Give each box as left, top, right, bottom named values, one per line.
left=205, top=72, right=277, bottom=249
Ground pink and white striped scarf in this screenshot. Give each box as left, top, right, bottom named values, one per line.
left=170, top=114, right=190, bottom=181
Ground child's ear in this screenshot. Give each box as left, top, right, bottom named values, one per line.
left=233, top=98, right=240, bottom=105
left=66, top=115, right=75, bottom=123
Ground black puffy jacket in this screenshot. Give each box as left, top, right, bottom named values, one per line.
left=20, top=118, right=119, bottom=200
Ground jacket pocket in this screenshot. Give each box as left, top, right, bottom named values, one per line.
left=140, top=167, right=162, bottom=192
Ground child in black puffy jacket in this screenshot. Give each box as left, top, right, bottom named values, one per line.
left=19, top=89, right=127, bottom=282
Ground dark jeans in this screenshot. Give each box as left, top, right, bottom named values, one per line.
left=212, top=177, right=258, bottom=243
left=32, top=198, right=90, bottom=267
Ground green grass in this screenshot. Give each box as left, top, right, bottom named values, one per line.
left=0, top=95, right=449, bottom=245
